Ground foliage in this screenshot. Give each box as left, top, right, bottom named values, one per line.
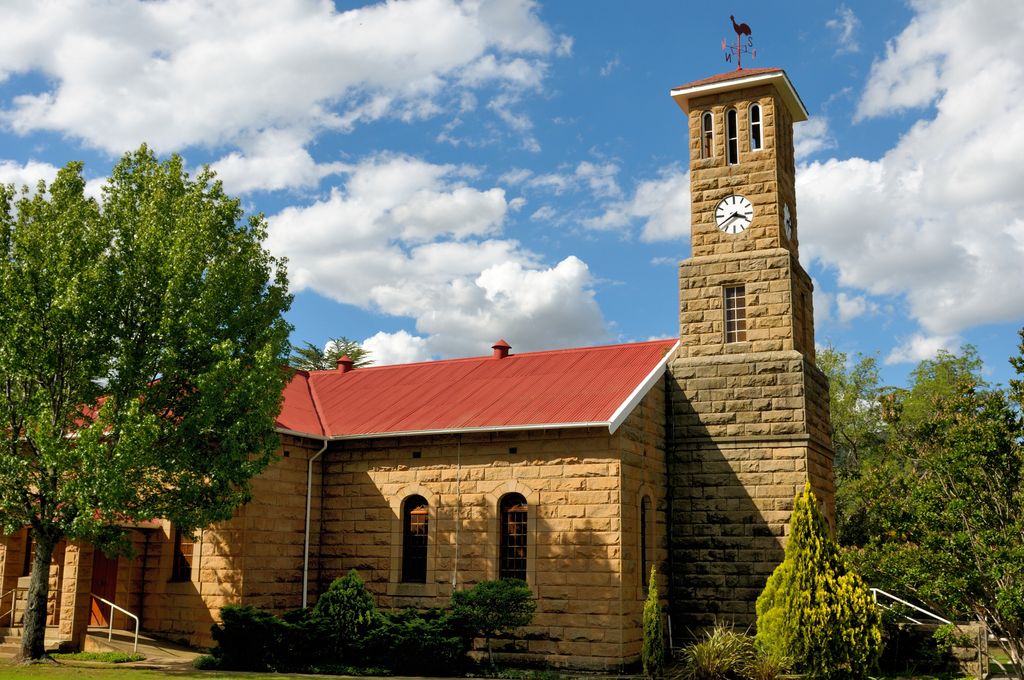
left=289, top=336, right=372, bottom=371
left=210, top=605, right=291, bottom=672
left=642, top=565, right=665, bottom=678
left=51, top=651, right=145, bottom=663
left=845, top=331, right=1024, bottom=678
left=816, top=345, right=887, bottom=478
left=450, top=579, right=536, bottom=666
left=741, top=646, right=791, bottom=680
left=312, top=569, right=381, bottom=659
left=755, top=484, right=882, bottom=679
left=0, top=146, right=291, bottom=659
left=367, top=608, right=469, bottom=675
left=674, top=625, right=750, bottom=680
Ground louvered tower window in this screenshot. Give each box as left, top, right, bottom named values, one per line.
left=749, top=103, right=762, bottom=150
left=726, top=109, right=739, bottom=165
left=701, top=111, right=714, bottom=159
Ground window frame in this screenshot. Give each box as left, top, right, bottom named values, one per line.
left=401, top=495, right=429, bottom=584
left=749, top=103, right=762, bottom=151
left=726, top=109, right=739, bottom=165
left=724, top=285, right=747, bottom=343
left=169, top=527, right=194, bottom=583
left=499, top=493, right=528, bottom=581
left=700, top=111, right=714, bottom=159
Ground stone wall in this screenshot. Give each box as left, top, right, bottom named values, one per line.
left=317, top=386, right=667, bottom=670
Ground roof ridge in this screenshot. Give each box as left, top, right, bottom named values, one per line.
left=304, top=338, right=677, bottom=374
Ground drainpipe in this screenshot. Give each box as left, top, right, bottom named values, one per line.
left=303, top=438, right=328, bottom=609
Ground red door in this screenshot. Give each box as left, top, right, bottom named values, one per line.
left=89, top=552, right=118, bottom=626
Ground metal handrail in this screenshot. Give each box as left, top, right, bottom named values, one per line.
left=91, top=594, right=139, bottom=653
left=1, top=587, right=27, bottom=627
left=871, top=587, right=952, bottom=625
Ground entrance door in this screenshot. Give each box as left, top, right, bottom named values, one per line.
left=89, top=552, right=118, bottom=626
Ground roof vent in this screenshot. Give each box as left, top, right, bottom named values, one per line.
left=492, top=339, right=511, bottom=359
left=336, top=355, right=355, bottom=373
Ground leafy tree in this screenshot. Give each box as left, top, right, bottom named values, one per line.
left=847, top=331, right=1024, bottom=678
left=288, top=336, right=372, bottom=371
left=816, top=345, right=886, bottom=478
left=0, top=147, right=291, bottom=659
left=450, top=579, right=536, bottom=666
left=756, top=483, right=882, bottom=679
left=642, top=565, right=665, bottom=678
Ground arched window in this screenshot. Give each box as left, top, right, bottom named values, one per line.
left=499, top=493, right=528, bottom=581
left=749, top=103, right=762, bottom=151
left=402, top=495, right=429, bottom=583
left=700, top=111, right=714, bottom=159
left=640, top=496, right=651, bottom=588
left=726, top=109, right=739, bottom=165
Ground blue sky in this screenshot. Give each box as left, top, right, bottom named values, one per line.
left=1, top=0, right=1022, bottom=389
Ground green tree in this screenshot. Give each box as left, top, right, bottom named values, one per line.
left=450, top=579, right=536, bottom=666
left=288, top=336, right=372, bottom=371
left=642, top=565, right=664, bottom=678
left=0, top=147, right=291, bottom=659
left=312, top=569, right=380, bottom=658
left=816, top=345, right=886, bottom=478
left=756, top=484, right=882, bottom=679
left=847, top=331, right=1024, bottom=678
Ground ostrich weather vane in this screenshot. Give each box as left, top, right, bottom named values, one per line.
left=723, top=15, right=756, bottom=70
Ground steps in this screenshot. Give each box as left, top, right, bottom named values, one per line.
left=0, top=628, right=64, bottom=660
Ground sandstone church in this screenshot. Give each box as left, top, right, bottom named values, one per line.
left=0, top=66, right=834, bottom=669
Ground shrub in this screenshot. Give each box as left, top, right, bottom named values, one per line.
left=369, top=608, right=470, bottom=675
left=210, top=605, right=288, bottom=671
left=192, top=654, right=220, bottom=670
left=451, top=578, right=536, bottom=666
left=642, top=565, right=665, bottom=678
left=674, top=624, right=750, bottom=680
left=755, top=483, right=882, bottom=679
left=312, top=569, right=381, bottom=660
left=742, top=645, right=791, bottom=680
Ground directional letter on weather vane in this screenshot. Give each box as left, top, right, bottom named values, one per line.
left=723, top=15, right=756, bottom=70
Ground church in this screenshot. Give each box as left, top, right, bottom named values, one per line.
left=0, top=66, right=834, bottom=670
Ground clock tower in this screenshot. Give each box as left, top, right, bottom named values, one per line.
left=665, top=68, right=835, bottom=630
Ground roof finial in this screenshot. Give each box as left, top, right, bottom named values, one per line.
left=723, top=15, right=756, bottom=70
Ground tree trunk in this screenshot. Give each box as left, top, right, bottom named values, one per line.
left=20, top=529, right=57, bottom=661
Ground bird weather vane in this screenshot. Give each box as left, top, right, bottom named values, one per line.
left=723, top=15, right=756, bottom=70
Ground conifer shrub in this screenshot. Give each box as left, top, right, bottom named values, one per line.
left=312, top=568, right=381, bottom=659
left=755, top=483, right=882, bottom=679
left=642, top=565, right=665, bottom=678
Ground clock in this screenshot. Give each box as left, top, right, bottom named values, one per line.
left=715, top=195, right=753, bottom=234
left=783, top=203, right=794, bottom=241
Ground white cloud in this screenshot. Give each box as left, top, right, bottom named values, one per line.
left=530, top=205, right=557, bottom=222
left=585, top=165, right=690, bottom=241
left=798, top=0, right=1024, bottom=339
left=0, top=159, right=59, bottom=190
left=267, top=153, right=607, bottom=358
left=211, top=129, right=347, bottom=195
left=826, top=5, right=861, bottom=55
left=0, top=0, right=561, bottom=174
left=362, top=330, right=431, bottom=366
left=835, top=292, right=878, bottom=323
left=600, top=56, right=621, bottom=77
left=794, top=117, right=834, bottom=160
left=885, top=333, right=962, bottom=365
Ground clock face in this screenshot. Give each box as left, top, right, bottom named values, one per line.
left=715, top=195, right=753, bottom=234
left=783, top=203, right=793, bottom=240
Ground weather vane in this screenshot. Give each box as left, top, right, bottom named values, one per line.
left=723, top=15, right=755, bottom=70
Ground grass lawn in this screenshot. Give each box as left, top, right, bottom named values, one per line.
left=0, top=664, right=328, bottom=680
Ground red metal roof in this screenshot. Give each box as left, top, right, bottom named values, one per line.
left=275, top=339, right=678, bottom=439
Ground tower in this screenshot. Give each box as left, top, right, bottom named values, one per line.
left=665, top=68, right=834, bottom=629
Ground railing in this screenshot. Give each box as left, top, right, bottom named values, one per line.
left=91, top=594, right=139, bottom=653
left=871, top=587, right=951, bottom=625
left=0, top=587, right=27, bottom=628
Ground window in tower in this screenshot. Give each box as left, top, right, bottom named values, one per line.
left=726, top=109, right=739, bottom=165
left=724, top=285, right=747, bottom=343
left=749, top=103, right=762, bottom=151
left=402, top=495, right=429, bottom=583
left=499, top=493, right=528, bottom=581
left=701, top=111, right=714, bottom=159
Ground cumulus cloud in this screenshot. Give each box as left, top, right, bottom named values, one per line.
left=794, top=117, right=834, bottom=160
left=835, top=292, right=878, bottom=323
left=585, top=165, right=690, bottom=241
left=798, top=0, right=1024, bottom=354
left=885, top=334, right=962, bottom=365
left=0, top=0, right=565, bottom=187
left=267, top=154, right=608, bottom=359
left=0, top=159, right=59, bottom=189
left=362, top=330, right=431, bottom=366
